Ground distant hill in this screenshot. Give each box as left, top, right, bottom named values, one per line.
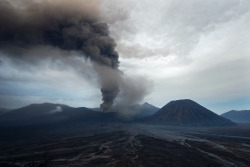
left=146, top=99, right=235, bottom=126
left=0, top=103, right=72, bottom=118
left=221, top=110, right=250, bottom=123
left=0, top=102, right=159, bottom=127
left=0, top=103, right=72, bottom=126
left=139, top=102, right=159, bottom=117
left=0, top=103, right=123, bottom=127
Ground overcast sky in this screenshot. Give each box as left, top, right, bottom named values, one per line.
left=0, top=0, right=249, bottom=114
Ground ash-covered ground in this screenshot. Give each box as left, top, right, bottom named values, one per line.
left=0, top=123, right=250, bottom=167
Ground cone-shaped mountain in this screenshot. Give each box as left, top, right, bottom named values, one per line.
left=149, top=99, right=235, bottom=126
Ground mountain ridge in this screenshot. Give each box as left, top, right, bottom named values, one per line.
left=221, top=110, right=250, bottom=123
left=0, top=100, right=235, bottom=127
left=0, top=102, right=159, bottom=126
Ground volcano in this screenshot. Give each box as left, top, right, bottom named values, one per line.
left=147, top=99, right=235, bottom=126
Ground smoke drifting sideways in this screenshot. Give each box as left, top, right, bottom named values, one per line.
left=0, top=0, right=150, bottom=113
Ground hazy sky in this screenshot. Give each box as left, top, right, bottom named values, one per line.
left=0, top=0, right=249, bottom=114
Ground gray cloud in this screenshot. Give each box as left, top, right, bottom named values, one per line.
left=0, top=0, right=119, bottom=112
left=102, top=0, right=250, bottom=58
left=0, top=0, right=151, bottom=112
left=101, top=0, right=250, bottom=113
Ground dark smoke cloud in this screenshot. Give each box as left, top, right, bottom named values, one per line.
left=0, top=0, right=121, bottom=112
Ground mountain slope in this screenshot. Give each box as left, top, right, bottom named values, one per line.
left=221, top=110, right=250, bottom=123
left=139, top=102, right=159, bottom=117
left=0, top=103, right=72, bottom=119
left=147, top=99, right=235, bottom=126
left=0, top=107, right=12, bottom=116
left=0, top=103, right=73, bottom=126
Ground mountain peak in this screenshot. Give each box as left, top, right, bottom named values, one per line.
left=168, top=99, right=195, bottom=104
left=147, top=99, right=234, bottom=126
left=142, top=102, right=152, bottom=106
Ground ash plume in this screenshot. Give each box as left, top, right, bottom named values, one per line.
left=0, top=0, right=121, bottom=112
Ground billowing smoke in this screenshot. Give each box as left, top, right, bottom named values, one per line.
left=0, top=0, right=124, bottom=112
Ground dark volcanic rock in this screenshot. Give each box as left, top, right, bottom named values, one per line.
left=147, top=99, right=235, bottom=126
left=221, top=110, right=250, bottom=123
left=2, top=127, right=249, bottom=167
